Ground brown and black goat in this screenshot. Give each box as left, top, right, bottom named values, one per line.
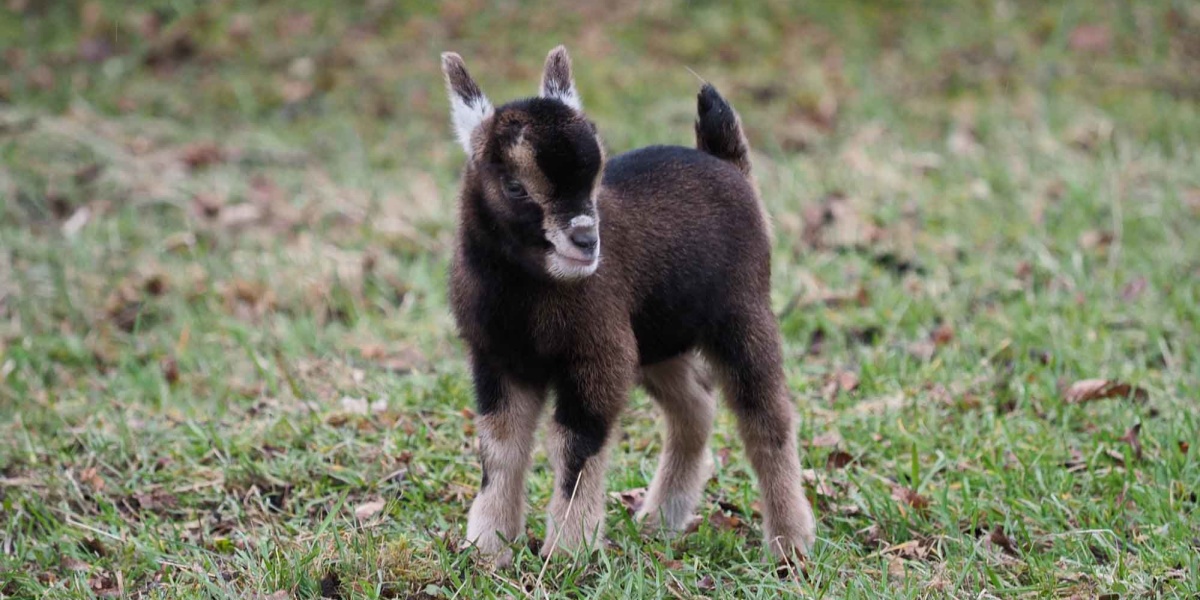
left=441, top=46, right=816, bottom=564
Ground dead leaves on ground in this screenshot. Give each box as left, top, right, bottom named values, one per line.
left=890, top=485, right=930, bottom=515
left=1062, top=379, right=1148, bottom=404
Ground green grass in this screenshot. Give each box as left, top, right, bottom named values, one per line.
left=2, top=0, right=1198, bottom=597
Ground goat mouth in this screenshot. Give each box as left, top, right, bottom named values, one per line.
left=554, top=252, right=595, bottom=266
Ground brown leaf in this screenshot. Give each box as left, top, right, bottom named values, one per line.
left=825, top=450, right=855, bottom=470
left=1119, top=423, right=1143, bottom=461
left=353, top=499, right=386, bottom=520
left=697, top=574, right=716, bottom=591
left=160, top=358, right=179, bottom=384
left=1069, top=24, right=1112, bottom=54
left=179, top=142, right=224, bottom=170
left=610, top=488, right=646, bottom=515
left=930, top=323, right=955, bottom=346
left=1180, top=441, right=1190, bottom=455
left=883, top=538, right=931, bottom=560
left=1078, top=229, right=1114, bottom=251
left=837, top=370, right=860, bottom=393
left=134, top=491, right=178, bottom=511
left=79, top=467, right=105, bottom=492
left=61, top=556, right=90, bottom=572
left=988, top=527, right=1019, bottom=556
left=708, top=509, right=744, bottom=532
left=1063, top=379, right=1148, bottom=404
left=890, top=486, right=929, bottom=512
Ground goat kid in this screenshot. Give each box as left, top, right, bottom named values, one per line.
left=442, top=46, right=816, bottom=565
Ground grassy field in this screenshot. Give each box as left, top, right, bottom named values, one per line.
left=2, top=0, right=1199, bottom=598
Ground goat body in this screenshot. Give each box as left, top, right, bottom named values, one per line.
left=442, top=47, right=816, bottom=564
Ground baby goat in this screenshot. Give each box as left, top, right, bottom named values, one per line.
left=442, top=46, right=816, bottom=564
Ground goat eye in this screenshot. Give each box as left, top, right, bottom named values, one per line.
left=502, top=179, right=528, bottom=199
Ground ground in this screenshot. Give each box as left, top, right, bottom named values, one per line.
left=1, top=1, right=1198, bottom=598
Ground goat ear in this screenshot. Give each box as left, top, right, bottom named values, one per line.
left=539, top=45, right=581, bottom=111
left=441, top=52, right=494, bottom=155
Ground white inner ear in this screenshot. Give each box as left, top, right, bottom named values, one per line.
left=540, top=82, right=581, bottom=111
left=450, top=94, right=493, bottom=155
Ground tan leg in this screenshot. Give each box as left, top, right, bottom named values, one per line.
left=465, top=366, right=546, bottom=565
left=542, top=352, right=635, bottom=558
left=636, top=353, right=716, bottom=532
left=705, top=310, right=816, bottom=560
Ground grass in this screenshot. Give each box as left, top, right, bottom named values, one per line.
left=1, top=0, right=1198, bottom=597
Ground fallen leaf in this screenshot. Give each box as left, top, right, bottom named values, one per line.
left=715, top=447, right=733, bottom=467
left=1068, top=24, right=1111, bottom=54
left=708, top=509, right=744, bottom=532
left=697, top=574, right=716, bottom=591
left=825, top=450, right=855, bottom=470
left=61, top=556, right=89, bottom=572
left=988, top=527, right=1019, bottom=556
left=354, top=499, right=386, bottom=520
left=80, top=537, right=107, bottom=557
left=930, top=323, right=955, bottom=346
left=837, top=370, right=860, bottom=393
left=1180, top=441, right=1190, bottom=455
left=179, top=142, right=224, bottom=170
left=79, top=467, right=105, bottom=492
left=610, top=487, right=645, bottom=515
left=883, top=538, right=931, bottom=560
left=133, top=491, right=178, bottom=512
left=1063, top=379, right=1148, bottom=404
left=1079, top=229, right=1114, bottom=251
left=890, top=485, right=929, bottom=512
left=161, top=358, right=179, bottom=384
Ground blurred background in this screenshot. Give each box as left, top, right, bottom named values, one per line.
left=1, top=1, right=1198, bottom=598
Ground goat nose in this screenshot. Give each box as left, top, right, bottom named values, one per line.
left=568, top=226, right=598, bottom=252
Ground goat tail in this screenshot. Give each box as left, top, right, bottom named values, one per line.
left=695, top=83, right=752, bottom=178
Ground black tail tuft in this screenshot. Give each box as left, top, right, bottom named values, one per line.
left=695, top=84, right=751, bottom=177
